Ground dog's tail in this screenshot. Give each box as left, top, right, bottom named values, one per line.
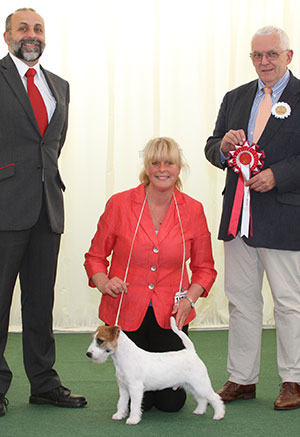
left=170, top=317, right=195, bottom=351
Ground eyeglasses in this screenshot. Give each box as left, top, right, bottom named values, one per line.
left=250, top=49, right=289, bottom=62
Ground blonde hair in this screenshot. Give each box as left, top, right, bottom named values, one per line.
left=139, top=137, right=187, bottom=190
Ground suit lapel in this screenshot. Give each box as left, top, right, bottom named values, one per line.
left=41, top=66, right=59, bottom=121
left=0, top=56, right=63, bottom=138
left=41, top=66, right=59, bottom=100
left=0, top=54, right=40, bottom=133
left=40, top=66, right=62, bottom=137
left=156, top=190, right=185, bottom=244
left=236, top=81, right=258, bottom=133
left=259, top=74, right=300, bottom=145
left=131, top=185, right=158, bottom=244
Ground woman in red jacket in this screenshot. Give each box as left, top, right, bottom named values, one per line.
left=84, top=137, right=217, bottom=412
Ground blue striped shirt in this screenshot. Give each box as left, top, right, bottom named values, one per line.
left=220, top=69, right=290, bottom=163
left=247, top=69, right=290, bottom=143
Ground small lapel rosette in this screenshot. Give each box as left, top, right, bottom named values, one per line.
left=271, top=102, right=291, bottom=119
left=227, top=141, right=265, bottom=238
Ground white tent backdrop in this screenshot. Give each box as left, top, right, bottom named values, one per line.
left=2, top=0, right=299, bottom=331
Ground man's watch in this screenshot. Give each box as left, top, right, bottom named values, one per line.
left=184, top=296, right=195, bottom=308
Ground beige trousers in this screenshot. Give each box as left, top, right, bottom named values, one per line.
left=224, top=235, right=300, bottom=384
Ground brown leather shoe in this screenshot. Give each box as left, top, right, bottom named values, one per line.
left=274, top=382, right=300, bottom=410
left=218, top=381, right=256, bottom=403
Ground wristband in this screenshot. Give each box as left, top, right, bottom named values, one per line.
left=184, top=296, right=195, bottom=308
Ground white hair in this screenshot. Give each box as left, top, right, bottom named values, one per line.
left=252, top=26, right=290, bottom=50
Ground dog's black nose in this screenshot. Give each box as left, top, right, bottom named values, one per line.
left=86, top=352, right=92, bottom=358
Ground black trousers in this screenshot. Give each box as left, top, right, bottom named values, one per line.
left=123, top=306, right=188, bottom=412
left=0, top=200, right=61, bottom=395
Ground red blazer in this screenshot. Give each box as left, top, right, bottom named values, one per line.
left=84, top=184, right=217, bottom=331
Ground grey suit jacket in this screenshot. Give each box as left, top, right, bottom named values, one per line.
left=205, top=71, right=300, bottom=250
left=0, top=54, right=69, bottom=233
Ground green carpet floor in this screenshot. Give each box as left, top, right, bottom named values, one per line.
left=1, top=329, right=300, bottom=436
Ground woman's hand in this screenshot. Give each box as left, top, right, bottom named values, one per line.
left=171, top=298, right=193, bottom=330
left=171, top=283, right=205, bottom=330
left=91, top=272, right=129, bottom=298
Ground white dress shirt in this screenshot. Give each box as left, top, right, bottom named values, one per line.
left=9, top=53, right=56, bottom=122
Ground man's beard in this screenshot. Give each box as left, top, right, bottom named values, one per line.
left=9, top=36, right=45, bottom=62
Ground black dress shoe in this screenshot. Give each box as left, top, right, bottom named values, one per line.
left=0, top=394, right=9, bottom=417
left=29, top=386, right=87, bottom=408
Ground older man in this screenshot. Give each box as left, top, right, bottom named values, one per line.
left=0, top=8, right=86, bottom=417
left=205, top=26, right=300, bottom=410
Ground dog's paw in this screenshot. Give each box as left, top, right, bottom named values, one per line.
left=112, top=412, right=126, bottom=420
left=213, top=412, right=225, bottom=420
left=193, top=407, right=206, bottom=415
left=193, top=400, right=207, bottom=415
left=213, top=407, right=225, bottom=421
left=126, top=415, right=141, bottom=425
left=213, top=402, right=225, bottom=420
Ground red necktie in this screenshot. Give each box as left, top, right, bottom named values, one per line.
left=253, top=87, right=272, bottom=143
left=25, top=68, right=48, bottom=136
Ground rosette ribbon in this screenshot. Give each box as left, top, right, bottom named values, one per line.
left=227, top=141, right=265, bottom=237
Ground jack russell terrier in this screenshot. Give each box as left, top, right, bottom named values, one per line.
left=86, top=317, right=225, bottom=425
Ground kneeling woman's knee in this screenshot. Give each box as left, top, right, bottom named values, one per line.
left=154, top=387, right=186, bottom=412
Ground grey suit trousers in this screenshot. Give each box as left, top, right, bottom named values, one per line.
left=0, top=198, right=61, bottom=395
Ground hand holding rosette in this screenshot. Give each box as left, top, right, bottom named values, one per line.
left=227, top=141, right=265, bottom=238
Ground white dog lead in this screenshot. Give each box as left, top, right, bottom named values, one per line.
left=114, top=190, right=186, bottom=326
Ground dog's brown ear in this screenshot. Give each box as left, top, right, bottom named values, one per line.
left=111, top=326, right=120, bottom=340
left=95, top=325, right=103, bottom=336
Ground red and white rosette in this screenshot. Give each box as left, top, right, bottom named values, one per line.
left=227, top=141, right=265, bottom=237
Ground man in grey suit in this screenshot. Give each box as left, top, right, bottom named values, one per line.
left=0, top=8, right=86, bottom=417
left=205, top=26, right=300, bottom=410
